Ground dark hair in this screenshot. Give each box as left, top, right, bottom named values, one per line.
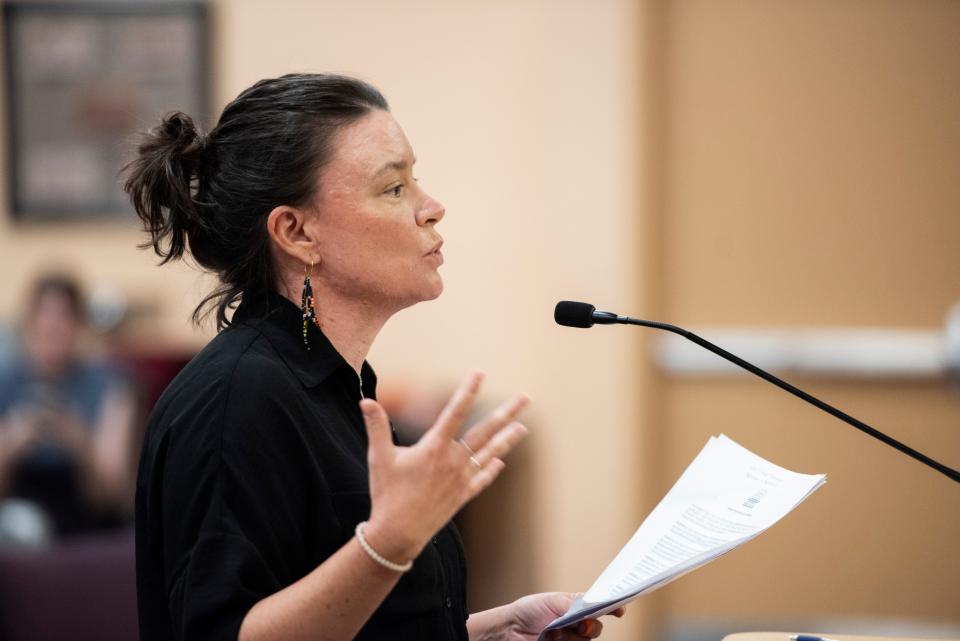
left=26, top=273, right=85, bottom=321
left=123, top=73, right=389, bottom=329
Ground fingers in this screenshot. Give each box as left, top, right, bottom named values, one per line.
left=461, top=393, right=530, bottom=453
left=545, top=619, right=604, bottom=640
left=429, top=371, right=485, bottom=441
left=472, top=420, right=528, bottom=466
left=360, top=399, right=394, bottom=465
left=576, top=619, right=603, bottom=638
left=465, top=457, right=505, bottom=499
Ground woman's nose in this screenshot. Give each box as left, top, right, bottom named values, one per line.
left=416, top=193, right=445, bottom=226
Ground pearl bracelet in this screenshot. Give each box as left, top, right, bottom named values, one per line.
left=355, top=521, right=414, bottom=573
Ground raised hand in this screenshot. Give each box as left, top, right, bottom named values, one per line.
left=359, top=371, right=529, bottom=563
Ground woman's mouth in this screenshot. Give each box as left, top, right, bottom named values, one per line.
left=425, top=239, right=444, bottom=264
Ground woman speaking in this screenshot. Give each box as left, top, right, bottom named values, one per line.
left=126, top=74, right=622, bottom=641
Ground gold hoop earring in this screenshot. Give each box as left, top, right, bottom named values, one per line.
left=300, top=259, right=322, bottom=350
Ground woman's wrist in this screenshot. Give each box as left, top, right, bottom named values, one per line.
left=466, top=604, right=514, bottom=641
left=361, top=517, right=423, bottom=566
left=355, top=522, right=413, bottom=572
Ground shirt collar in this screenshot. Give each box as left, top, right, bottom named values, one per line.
left=231, top=289, right=377, bottom=394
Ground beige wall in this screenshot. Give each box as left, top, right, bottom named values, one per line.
left=0, top=1, right=648, bottom=639
left=647, top=0, right=960, bottom=633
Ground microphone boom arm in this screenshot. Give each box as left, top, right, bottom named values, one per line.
left=618, top=314, right=960, bottom=485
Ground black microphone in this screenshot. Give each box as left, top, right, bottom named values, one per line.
left=554, top=300, right=960, bottom=485
left=554, top=301, right=618, bottom=327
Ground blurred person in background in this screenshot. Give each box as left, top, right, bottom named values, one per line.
left=126, top=73, right=622, bottom=641
left=0, top=274, right=137, bottom=541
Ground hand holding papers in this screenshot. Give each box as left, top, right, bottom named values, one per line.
left=541, top=435, right=826, bottom=636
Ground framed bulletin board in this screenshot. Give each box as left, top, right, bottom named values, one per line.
left=3, top=1, right=209, bottom=221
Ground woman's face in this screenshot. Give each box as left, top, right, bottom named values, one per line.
left=308, top=109, right=445, bottom=312
left=24, top=291, right=81, bottom=378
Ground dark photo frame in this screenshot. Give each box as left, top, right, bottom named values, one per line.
left=3, top=1, right=209, bottom=222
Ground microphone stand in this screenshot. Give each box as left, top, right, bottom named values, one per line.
left=601, top=311, right=960, bottom=485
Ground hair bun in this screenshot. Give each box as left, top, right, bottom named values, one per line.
left=158, top=111, right=205, bottom=167
left=124, top=111, right=209, bottom=265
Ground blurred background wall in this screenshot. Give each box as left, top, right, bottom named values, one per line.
left=0, top=1, right=957, bottom=641
left=641, top=2, right=960, bottom=640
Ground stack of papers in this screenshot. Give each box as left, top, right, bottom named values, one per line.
left=541, top=434, right=826, bottom=636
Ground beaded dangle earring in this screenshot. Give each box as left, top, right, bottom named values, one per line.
left=300, top=259, right=322, bottom=350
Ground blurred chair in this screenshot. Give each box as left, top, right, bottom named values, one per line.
left=0, top=528, right=137, bottom=641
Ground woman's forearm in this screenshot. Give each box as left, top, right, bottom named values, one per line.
left=89, top=389, right=137, bottom=508
left=238, top=527, right=417, bottom=641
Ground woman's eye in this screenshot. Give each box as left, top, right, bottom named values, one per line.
left=388, top=184, right=403, bottom=197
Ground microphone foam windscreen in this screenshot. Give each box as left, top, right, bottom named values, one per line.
left=554, top=301, right=596, bottom=328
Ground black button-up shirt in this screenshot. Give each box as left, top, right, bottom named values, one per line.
left=135, top=289, right=469, bottom=641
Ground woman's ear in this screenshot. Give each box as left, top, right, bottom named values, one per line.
left=266, top=204, right=317, bottom=265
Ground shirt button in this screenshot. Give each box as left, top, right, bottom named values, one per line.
left=432, top=537, right=439, bottom=546
left=445, top=596, right=452, bottom=608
